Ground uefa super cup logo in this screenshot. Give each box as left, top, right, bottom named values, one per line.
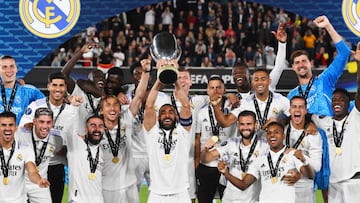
left=342, top=0, right=360, bottom=37
left=19, top=0, right=80, bottom=39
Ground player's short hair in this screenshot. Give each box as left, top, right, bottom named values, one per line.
left=0, top=111, right=16, bottom=122
left=99, top=95, right=121, bottom=110
left=35, top=108, right=53, bottom=119
left=208, top=76, right=224, bottom=84
left=232, top=62, right=250, bottom=76
left=252, top=68, right=269, bottom=76
left=238, top=110, right=256, bottom=121
left=86, top=114, right=104, bottom=124
left=290, top=96, right=307, bottom=106
left=129, top=61, right=141, bottom=76
left=266, top=121, right=284, bottom=132
left=0, top=55, right=15, bottom=61
left=178, top=66, right=191, bottom=74
left=333, top=88, right=351, bottom=101
left=106, top=67, right=124, bottom=79
left=48, top=72, right=66, bottom=83
left=290, top=50, right=309, bottom=65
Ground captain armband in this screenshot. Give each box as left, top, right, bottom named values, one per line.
left=179, top=116, right=192, bottom=126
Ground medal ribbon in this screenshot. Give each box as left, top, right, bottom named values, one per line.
left=239, top=135, right=258, bottom=173
left=267, top=147, right=286, bottom=178
left=86, top=93, right=100, bottom=115
left=104, top=118, right=121, bottom=158
left=236, top=92, right=242, bottom=100
left=31, top=132, right=49, bottom=166
left=332, top=115, right=349, bottom=148
left=138, top=105, right=145, bottom=123
left=171, top=94, right=180, bottom=117
left=208, top=98, right=226, bottom=137
left=171, top=94, right=192, bottom=117
left=46, top=98, right=65, bottom=126
left=253, top=92, right=273, bottom=127
left=1, top=82, right=18, bottom=112
left=161, top=128, right=174, bottom=154
left=285, top=124, right=308, bottom=149
left=132, top=90, right=144, bottom=123
left=0, top=141, right=15, bottom=179
left=298, top=76, right=314, bottom=99
left=86, top=141, right=100, bottom=173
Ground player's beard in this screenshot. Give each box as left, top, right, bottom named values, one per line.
left=239, top=129, right=256, bottom=140
left=87, top=131, right=103, bottom=145
left=159, top=119, right=176, bottom=130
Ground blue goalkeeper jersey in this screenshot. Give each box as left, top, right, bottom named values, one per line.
left=287, top=40, right=350, bottom=116
left=0, top=83, right=44, bottom=124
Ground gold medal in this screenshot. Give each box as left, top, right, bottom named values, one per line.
left=3, top=177, right=9, bottom=185
left=112, top=156, right=120, bottom=164
left=88, top=173, right=96, bottom=180
left=164, top=154, right=171, bottom=161
left=335, top=147, right=342, bottom=155
left=211, top=136, right=219, bottom=143
left=271, top=177, right=277, bottom=184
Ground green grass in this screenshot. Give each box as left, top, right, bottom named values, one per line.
left=61, top=185, right=68, bottom=203
left=62, top=185, right=325, bottom=203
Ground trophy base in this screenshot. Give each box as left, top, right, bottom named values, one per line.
left=159, top=69, right=178, bottom=84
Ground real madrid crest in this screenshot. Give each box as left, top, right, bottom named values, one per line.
left=342, top=0, right=360, bottom=37
left=19, top=0, right=81, bottom=38
left=17, top=153, right=23, bottom=162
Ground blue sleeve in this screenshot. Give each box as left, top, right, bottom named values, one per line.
left=287, top=88, right=297, bottom=100
left=319, top=40, right=350, bottom=86
left=30, top=85, right=45, bottom=100
left=314, top=128, right=330, bottom=190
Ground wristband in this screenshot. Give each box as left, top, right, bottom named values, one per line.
left=179, top=116, right=192, bottom=126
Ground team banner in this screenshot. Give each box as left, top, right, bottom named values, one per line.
left=0, top=0, right=358, bottom=78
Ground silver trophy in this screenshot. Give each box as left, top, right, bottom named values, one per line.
left=150, top=32, right=182, bottom=84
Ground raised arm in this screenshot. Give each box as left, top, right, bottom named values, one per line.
left=200, top=138, right=220, bottom=163
left=351, top=42, right=360, bottom=111
left=313, top=15, right=350, bottom=85
left=144, top=79, right=161, bottom=131
left=174, top=79, right=192, bottom=131
left=61, top=43, right=96, bottom=93
left=313, top=15, right=341, bottom=44
left=129, top=59, right=151, bottom=117
left=212, top=97, right=237, bottom=128
left=270, top=23, right=287, bottom=91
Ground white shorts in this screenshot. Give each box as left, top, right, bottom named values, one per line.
left=329, top=178, right=360, bottom=203
left=26, top=186, right=51, bottom=203
left=187, top=159, right=196, bottom=199
left=295, top=180, right=315, bottom=203
left=148, top=190, right=191, bottom=203
left=133, top=156, right=150, bottom=191
left=103, top=184, right=139, bottom=203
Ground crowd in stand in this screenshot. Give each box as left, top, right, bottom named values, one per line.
left=41, top=0, right=348, bottom=70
